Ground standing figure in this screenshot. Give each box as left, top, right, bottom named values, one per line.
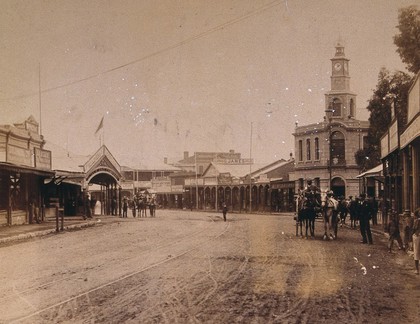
left=222, top=202, right=228, bottom=222
left=302, top=179, right=320, bottom=238
left=84, top=193, right=92, bottom=220
left=111, top=196, right=117, bottom=216
left=348, top=196, right=358, bottom=229
left=131, top=198, right=137, bottom=218
left=386, top=211, right=403, bottom=252
left=412, top=208, right=420, bottom=275
left=149, top=197, right=156, bottom=217
left=139, top=196, right=146, bottom=218
left=357, top=193, right=373, bottom=245
left=122, top=197, right=128, bottom=218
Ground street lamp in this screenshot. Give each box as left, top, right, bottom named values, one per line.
left=325, top=101, right=335, bottom=190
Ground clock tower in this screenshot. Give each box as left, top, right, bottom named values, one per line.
left=325, top=42, right=357, bottom=119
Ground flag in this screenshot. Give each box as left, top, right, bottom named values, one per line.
left=95, top=116, right=104, bottom=135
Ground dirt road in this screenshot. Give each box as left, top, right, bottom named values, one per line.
left=0, top=210, right=419, bottom=323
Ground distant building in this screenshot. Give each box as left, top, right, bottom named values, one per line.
left=173, top=150, right=242, bottom=175
left=291, top=42, right=369, bottom=198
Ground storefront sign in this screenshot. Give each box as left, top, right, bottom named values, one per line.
left=7, top=145, right=32, bottom=167
left=34, top=147, right=52, bottom=170
left=380, top=133, right=389, bottom=159
left=151, top=179, right=171, bottom=193
left=400, top=116, right=420, bottom=149
left=120, top=182, right=134, bottom=190
left=171, top=185, right=183, bottom=193
left=213, top=158, right=253, bottom=164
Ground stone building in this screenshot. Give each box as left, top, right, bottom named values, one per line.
left=291, top=43, right=369, bottom=198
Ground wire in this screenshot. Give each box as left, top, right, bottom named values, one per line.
left=0, top=0, right=285, bottom=102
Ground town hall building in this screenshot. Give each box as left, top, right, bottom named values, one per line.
left=291, top=42, right=369, bottom=198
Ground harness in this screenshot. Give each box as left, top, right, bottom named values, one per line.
left=325, top=196, right=339, bottom=210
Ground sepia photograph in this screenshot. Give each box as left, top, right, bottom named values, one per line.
left=0, top=0, right=419, bottom=322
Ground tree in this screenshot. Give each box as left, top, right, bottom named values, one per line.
left=393, top=6, right=420, bottom=74
left=354, top=68, right=412, bottom=170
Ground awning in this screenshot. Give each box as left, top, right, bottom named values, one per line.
left=0, top=162, right=54, bottom=177
left=356, top=164, right=383, bottom=178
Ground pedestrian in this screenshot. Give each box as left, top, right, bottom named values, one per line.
left=111, top=196, right=117, bottom=216
left=357, top=193, right=373, bottom=245
left=84, top=193, right=92, bottom=220
left=386, top=211, right=403, bottom=252
left=348, top=196, right=358, bottom=229
left=403, top=212, right=414, bottom=251
left=412, top=208, right=420, bottom=275
left=131, top=198, right=137, bottom=218
left=122, top=196, right=128, bottom=218
left=222, top=202, right=228, bottom=222
left=149, top=197, right=156, bottom=217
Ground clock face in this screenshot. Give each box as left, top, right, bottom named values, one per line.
left=334, top=62, right=342, bottom=71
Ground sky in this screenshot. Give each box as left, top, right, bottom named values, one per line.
left=0, top=0, right=417, bottom=168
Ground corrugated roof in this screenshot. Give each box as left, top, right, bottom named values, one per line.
left=210, top=163, right=254, bottom=178
left=250, top=159, right=291, bottom=177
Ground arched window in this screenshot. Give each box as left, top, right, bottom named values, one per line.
left=306, top=139, right=311, bottom=160
left=298, top=140, right=303, bottom=161
left=332, top=99, right=342, bottom=117
left=331, top=131, right=345, bottom=165
left=349, top=99, right=355, bottom=117
left=314, top=137, right=320, bottom=160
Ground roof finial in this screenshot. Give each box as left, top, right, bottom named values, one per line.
left=335, top=36, right=345, bottom=57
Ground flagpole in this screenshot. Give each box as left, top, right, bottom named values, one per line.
left=95, top=116, right=105, bottom=147
left=102, top=117, right=105, bottom=147
left=195, top=153, right=199, bottom=209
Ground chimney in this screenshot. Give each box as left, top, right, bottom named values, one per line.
left=164, top=157, right=168, bottom=164
left=184, top=151, right=189, bottom=159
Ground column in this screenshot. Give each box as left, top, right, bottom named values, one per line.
left=402, top=148, right=410, bottom=211
left=413, top=145, right=419, bottom=210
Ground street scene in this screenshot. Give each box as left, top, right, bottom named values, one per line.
left=1, top=210, right=419, bottom=323
left=1, top=1, right=420, bottom=323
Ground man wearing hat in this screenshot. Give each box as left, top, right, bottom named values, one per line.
left=357, top=193, right=373, bottom=244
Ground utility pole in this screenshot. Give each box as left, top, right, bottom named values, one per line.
left=325, top=100, right=334, bottom=190
left=249, top=122, right=253, bottom=213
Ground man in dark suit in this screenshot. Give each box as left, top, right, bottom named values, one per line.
left=357, top=193, right=373, bottom=244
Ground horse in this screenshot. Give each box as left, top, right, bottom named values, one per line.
left=295, top=189, right=319, bottom=238
left=138, top=195, right=148, bottom=217
left=321, top=191, right=339, bottom=240
left=337, top=196, right=349, bottom=227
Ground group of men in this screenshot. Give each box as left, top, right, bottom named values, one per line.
left=122, top=195, right=156, bottom=218
left=302, top=179, right=374, bottom=245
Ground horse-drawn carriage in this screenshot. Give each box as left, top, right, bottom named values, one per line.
left=295, top=189, right=339, bottom=240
